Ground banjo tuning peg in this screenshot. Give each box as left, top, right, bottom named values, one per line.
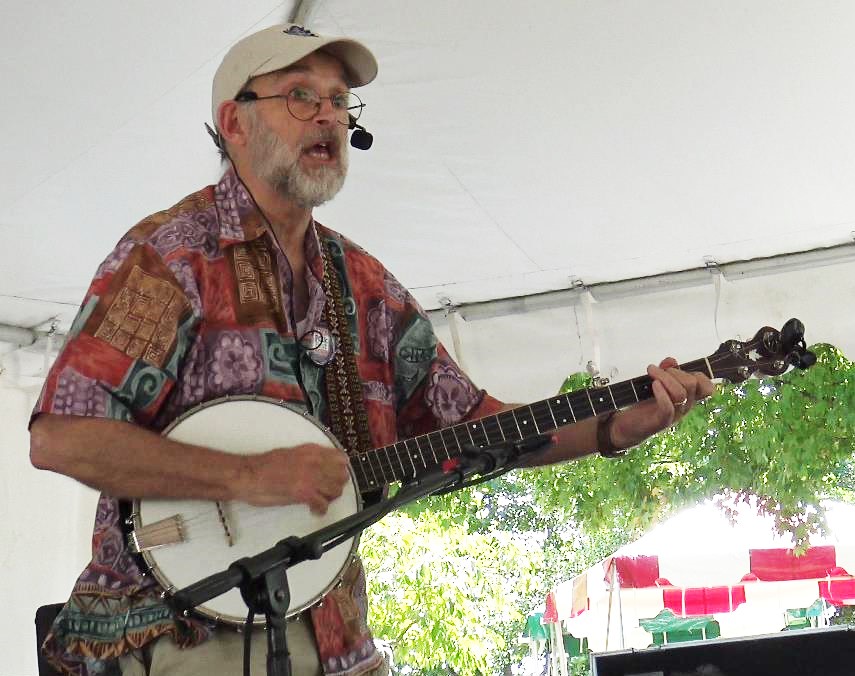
left=780, top=318, right=806, bottom=353
left=791, top=349, right=817, bottom=370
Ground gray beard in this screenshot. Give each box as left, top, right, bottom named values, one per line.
left=247, top=117, right=348, bottom=208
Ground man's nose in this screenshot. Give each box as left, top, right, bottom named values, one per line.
left=313, top=98, right=339, bottom=125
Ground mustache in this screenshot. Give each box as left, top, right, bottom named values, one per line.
left=300, top=130, right=340, bottom=151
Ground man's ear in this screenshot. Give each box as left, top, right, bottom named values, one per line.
left=216, top=100, right=250, bottom=149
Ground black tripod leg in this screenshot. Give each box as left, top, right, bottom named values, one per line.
left=262, top=567, right=291, bottom=676
left=236, top=563, right=292, bottom=676
left=266, top=612, right=291, bottom=676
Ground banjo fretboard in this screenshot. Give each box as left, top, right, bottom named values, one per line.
left=348, top=357, right=713, bottom=493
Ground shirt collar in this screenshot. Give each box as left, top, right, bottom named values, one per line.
left=213, top=165, right=267, bottom=246
left=304, top=219, right=327, bottom=282
left=214, top=164, right=328, bottom=290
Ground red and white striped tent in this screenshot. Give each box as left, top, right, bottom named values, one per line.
left=544, top=501, right=855, bottom=653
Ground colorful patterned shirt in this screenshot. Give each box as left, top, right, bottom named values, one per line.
left=34, top=167, right=503, bottom=676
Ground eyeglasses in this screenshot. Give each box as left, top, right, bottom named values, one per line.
left=234, top=86, right=365, bottom=125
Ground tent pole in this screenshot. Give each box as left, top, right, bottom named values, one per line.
left=617, top=570, right=625, bottom=649
left=605, top=560, right=616, bottom=650
left=289, top=0, right=318, bottom=25
left=426, top=238, right=855, bottom=322
left=440, top=299, right=469, bottom=373
left=552, top=621, right=568, bottom=676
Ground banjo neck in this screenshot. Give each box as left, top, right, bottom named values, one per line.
left=350, top=317, right=817, bottom=495
left=348, top=357, right=713, bottom=494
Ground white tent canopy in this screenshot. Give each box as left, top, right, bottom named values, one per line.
left=3, top=2, right=855, bottom=674
left=2, top=0, right=855, bottom=379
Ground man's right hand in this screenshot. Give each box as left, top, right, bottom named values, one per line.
left=30, top=415, right=352, bottom=515
left=239, top=444, right=351, bottom=514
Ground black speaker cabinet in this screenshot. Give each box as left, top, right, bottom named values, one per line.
left=590, top=625, right=855, bottom=676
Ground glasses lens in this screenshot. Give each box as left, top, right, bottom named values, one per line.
left=287, top=87, right=320, bottom=121
left=285, top=88, right=364, bottom=124
left=343, top=92, right=364, bottom=122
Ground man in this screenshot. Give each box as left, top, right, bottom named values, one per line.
left=30, top=23, right=713, bottom=676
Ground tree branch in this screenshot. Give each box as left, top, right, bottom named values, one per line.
left=395, top=620, right=419, bottom=644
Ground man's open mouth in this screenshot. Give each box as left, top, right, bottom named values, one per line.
left=304, top=141, right=335, bottom=160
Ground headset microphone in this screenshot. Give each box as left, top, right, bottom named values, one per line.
left=348, top=115, right=374, bottom=150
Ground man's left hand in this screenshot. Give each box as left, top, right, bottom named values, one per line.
left=608, top=357, right=715, bottom=450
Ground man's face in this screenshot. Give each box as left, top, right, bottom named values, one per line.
left=242, top=51, right=351, bottom=207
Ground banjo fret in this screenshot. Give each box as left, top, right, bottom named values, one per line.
left=391, top=441, right=409, bottom=481
left=403, top=438, right=421, bottom=476
left=418, top=434, right=439, bottom=465
left=380, top=444, right=397, bottom=481
left=366, top=450, right=383, bottom=487
left=371, top=451, right=390, bottom=485
left=439, top=427, right=457, bottom=459
left=357, top=452, right=378, bottom=488
left=432, top=429, right=451, bottom=460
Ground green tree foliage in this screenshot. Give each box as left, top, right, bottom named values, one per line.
left=360, top=511, right=543, bottom=675
left=535, top=343, right=855, bottom=546
left=830, top=605, right=855, bottom=625
left=362, top=480, right=640, bottom=674
left=361, top=343, right=854, bottom=674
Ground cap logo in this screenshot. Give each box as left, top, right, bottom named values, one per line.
left=283, top=25, right=318, bottom=38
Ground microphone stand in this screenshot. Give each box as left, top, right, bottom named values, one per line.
left=170, top=433, right=553, bottom=676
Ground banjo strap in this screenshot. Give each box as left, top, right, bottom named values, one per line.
left=319, top=236, right=373, bottom=457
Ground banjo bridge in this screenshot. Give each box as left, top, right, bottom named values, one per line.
left=129, top=515, right=186, bottom=552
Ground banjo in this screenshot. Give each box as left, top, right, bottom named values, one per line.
left=127, top=319, right=814, bottom=626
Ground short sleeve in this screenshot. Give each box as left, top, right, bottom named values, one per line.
left=32, top=241, right=198, bottom=430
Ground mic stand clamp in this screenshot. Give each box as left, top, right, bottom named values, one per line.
left=236, top=562, right=291, bottom=676
left=431, top=433, right=554, bottom=496
left=462, top=433, right=552, bottom=473
left=230, top=535, right=322, bottom=676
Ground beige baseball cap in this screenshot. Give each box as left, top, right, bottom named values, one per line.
left=211, top=23, right=378, bottom=127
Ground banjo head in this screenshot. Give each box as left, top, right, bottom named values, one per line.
left=131, top=396, right=362, bottom=626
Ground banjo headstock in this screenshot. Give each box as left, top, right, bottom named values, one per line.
left=706, top=318, right=817, bottom=383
